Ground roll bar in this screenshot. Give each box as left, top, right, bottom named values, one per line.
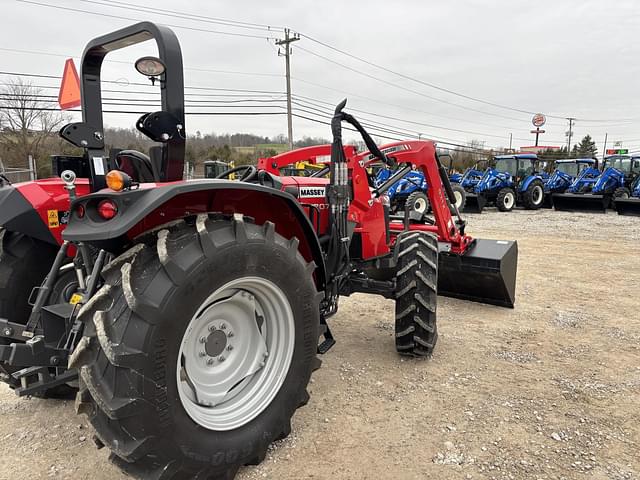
left=59, top=22, right=185, bottom=188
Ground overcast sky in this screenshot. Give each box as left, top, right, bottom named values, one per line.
left=2, top=0, right=639, bottom=154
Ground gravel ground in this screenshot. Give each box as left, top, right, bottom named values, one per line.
left=0, top=207, right=638, bottom=480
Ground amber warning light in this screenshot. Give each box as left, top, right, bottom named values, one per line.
left=58, top=58, right=81, bottom=110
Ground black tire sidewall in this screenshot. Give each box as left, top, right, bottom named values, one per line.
left=131, top=238, right=318, bottom=468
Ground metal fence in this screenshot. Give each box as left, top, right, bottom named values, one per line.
left=0, top=157, right=36, bottom=183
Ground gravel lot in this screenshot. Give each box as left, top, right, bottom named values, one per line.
left=0, top=208, right=638, bottom=480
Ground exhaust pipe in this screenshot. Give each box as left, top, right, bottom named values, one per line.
left=615, top=197, right=640, bottom=216
left=552, top=193, right=609, bottom=214
left=438, top=238, right=518, bottom=308
left=463, top=192, right=486, bottom=213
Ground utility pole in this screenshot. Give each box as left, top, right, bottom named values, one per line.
left=276, top=29, right=300, bottom=150
left=509, top=133, right=512, bottom=151
left=602, top=132, right=608, bottom=167
left=566, top=117, right=575, bottom=154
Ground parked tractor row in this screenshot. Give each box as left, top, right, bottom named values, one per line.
left=376, top=153, right=640, bottom=217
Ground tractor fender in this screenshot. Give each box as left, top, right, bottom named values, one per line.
left=63, top=180, right=326, bottom=289
left=519, top=175, right=543, bottom=193
left=0, top=184, right=58, bottom=245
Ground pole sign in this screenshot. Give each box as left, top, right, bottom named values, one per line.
left=606, top=149, right=628, bottom=155
left=532, top=113, right=546, bottom=127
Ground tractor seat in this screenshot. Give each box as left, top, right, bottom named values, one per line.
left=115, top=150, right=159, bottom=183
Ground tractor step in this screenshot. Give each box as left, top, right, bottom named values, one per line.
left=615, top=197, right=640, bottom=216
left=438, top=238, right=518, bottom=308
left=462, top=193, right=486, bottom=213
left=552, top=193, right=609, bottom=213
left=12, top=366, right=78, bottom=397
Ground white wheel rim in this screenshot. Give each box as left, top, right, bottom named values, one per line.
left=454, top=191, right=463, bottom=208
left=177, top=276, right=295, bottom=431
left=532, top=186, right=543, bottom=204
left=413, top=197, right=427, bottom=214
left=504, top=192, right=514, bottom=209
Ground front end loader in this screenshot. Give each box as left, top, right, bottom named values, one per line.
left=553, top=155, right=640, bottom=213
left=615, top=176, right=640, bottom=216
left=0, top=22, right=518, bottom=480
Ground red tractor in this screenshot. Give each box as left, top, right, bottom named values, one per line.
left=0, top=22, right=517, bottom=479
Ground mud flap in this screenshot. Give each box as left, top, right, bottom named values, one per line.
left=615, top=197, right=640, bottom=216
left=438, top=239, right=517, bottom=308
left=552, top=193, right=609, bottom=213
left=463, top=193, right=486, bottom=213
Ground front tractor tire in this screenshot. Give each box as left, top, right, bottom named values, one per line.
left=522, top=180, right=545, bottom=210
left=394, top=231, right=438, bottom=357
left=450, top=183, right=467, bottom=213
left=72, top=215, right=320, bottom=479
left=405, top=191, right=430, bottom=217
left=496, top=188, right=516, bottom=212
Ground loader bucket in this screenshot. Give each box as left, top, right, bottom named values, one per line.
left=438, top=239, right=518, bottom=308
left=615, top=197, right=640, bottom=216
left=552, top=193, right=609, bottom=213
left=463, top=192, right=486, bottom=213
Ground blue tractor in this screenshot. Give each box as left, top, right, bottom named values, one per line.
left=553, top=155, right=640, bottom=213
left=465, top=154, right=547, bottom=213
left=615, top=175, right=640, bottom=216
left=375, top=163, right=467, bottom=217
left=543, top=158, right=598, bottom=207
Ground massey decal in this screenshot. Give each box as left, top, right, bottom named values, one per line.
left=299, top=186, right=326, bottom=198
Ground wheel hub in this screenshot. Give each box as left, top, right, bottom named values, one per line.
left=204, top=329, right=228, bottom=358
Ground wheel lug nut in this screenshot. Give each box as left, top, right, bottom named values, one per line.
left=259, top=361, right=265, bottom=368
left=227, top=331, right=234, bottom=337
left=226, top=345, right=233, bottom=352
left=263, top=351, right=269, bottom=358
left=199, top=336, right=207, bottom=343
left=208, top=325, right=216, bottom=332
left=218, top=355, right=225, bottom=362
left=199, top=351, right=206, bottom=357
left=207, top=358, right=214, bottom=365
left=220, top=323, right=227, bottom=330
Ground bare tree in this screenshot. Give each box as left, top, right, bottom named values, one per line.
left=0, top=79, right=68, bottom=168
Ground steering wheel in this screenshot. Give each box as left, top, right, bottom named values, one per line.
left=214, top=165, right=258, bottom=182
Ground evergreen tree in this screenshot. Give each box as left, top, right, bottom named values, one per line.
left=576, top=135, right=597, bottom=158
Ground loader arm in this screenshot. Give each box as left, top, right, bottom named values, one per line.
left=257, top=145, right=356, bottom=176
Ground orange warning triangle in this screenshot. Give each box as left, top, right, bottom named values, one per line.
left=58, top=58, right=81, bottom=110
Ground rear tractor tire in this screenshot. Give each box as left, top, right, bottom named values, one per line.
left=522, top=180, right=545, bottom=210
left=394, top=231, right=438, bottom=357
left=72, top=215, right=320, bottom=479
left=496, top=188, right=516, bottom=212
left=0, top=228, right=72, bottom=395
left=405, top=191, right=429, bottom=218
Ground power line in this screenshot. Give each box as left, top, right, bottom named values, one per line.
left=295, top=45, right=532, bottom=124
left=299, top=33, right=552, bottom=118
left=0, top=46, right=283, bottom=78
left=75, top=0, right=281, bottom=32
left=0, top=71, right=285, bottom=95
left=13, top=0, right=280, bottom=40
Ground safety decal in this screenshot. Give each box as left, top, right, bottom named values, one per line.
left=47, top=209, right=60, bottom=228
